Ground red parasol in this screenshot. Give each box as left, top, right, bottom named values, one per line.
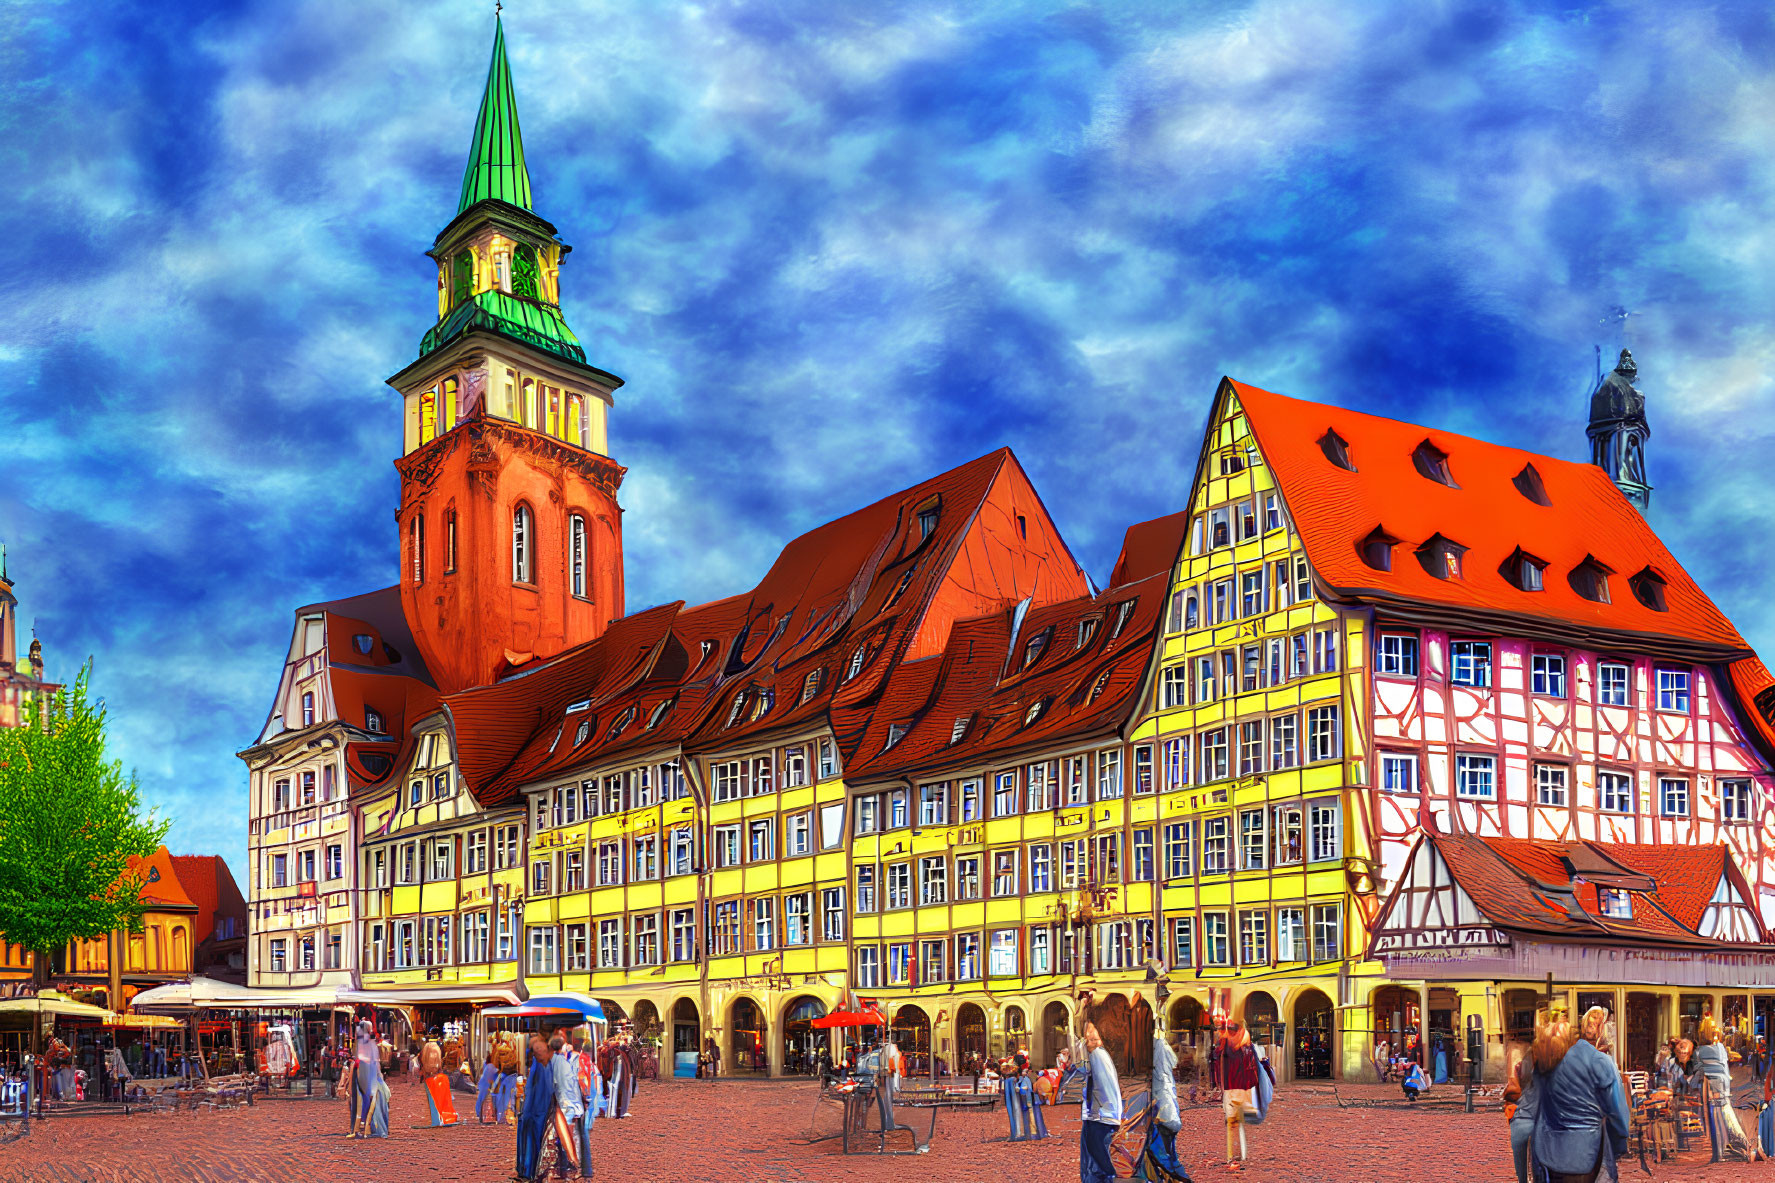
left=811, top=1004, right=887, bottom=1030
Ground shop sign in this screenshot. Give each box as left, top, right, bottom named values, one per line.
left=1373, top=926, right=1509, bottom=952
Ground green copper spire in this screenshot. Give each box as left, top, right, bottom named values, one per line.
left=458, top=16, right=533, bottom=214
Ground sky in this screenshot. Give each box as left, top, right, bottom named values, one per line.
left=2, top=0, right=1773, bottom=886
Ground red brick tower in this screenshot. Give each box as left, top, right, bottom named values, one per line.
left=387, top=17, right=625, bottom=693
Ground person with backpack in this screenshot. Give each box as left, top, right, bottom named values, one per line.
left=1219, top=1020, right=1263, bottom=1172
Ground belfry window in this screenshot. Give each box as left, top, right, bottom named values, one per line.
left=512, top=505, right=534, bottom=584
left=569, top=514, right=588, bottom=598
left=441, top=377, right=459, bottom=433
left=494, top=250, right=511, bottom=292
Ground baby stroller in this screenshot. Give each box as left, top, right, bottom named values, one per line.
left=1109, top=1086, right=1193, bottom=1182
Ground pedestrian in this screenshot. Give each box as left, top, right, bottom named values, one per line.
left=348, top=1020, right=390, bottom=1139
left=704, top=1035, right=720, bottom=1080
left=547, top=1036, right=583, bottom=1179
left=1696, top=1017, right=1763, bottom=1163
left=1219, top=1020, right=1264, bottom=1171
left=571, top=1029, right=598, bottom=1176
left=515, top=1034, right=557, bottom=1181
left=1003, top=1051, right=1049, bottom=1142
left=321, top=1038, right=338, bottom=1098
left=1529, top=1008, right=1628, bottom=1183
left=1144, top=1024, right=1188, bottom=1180
left=105, top=1042, right=133, bottom=1102
left=1401, top=1059, right=1429, bottom=1102
left=1077, top=1021, right=1122, bottom=1183
left=1504, top=1038, right=1538, bottom=1183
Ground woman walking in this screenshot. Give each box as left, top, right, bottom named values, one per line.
left=1503, top=1038, right=1538, bottom=1183
left=515, top=1034, right=557, bottom=1181
left=1530, top=1009, right=1629, bottom=1183
left=1697, top=1017, right=1764, bottom=1163
left=1219, top=1020, right=1262, bottom=1171
left=1078, top=1022, right=1121, bottom=1183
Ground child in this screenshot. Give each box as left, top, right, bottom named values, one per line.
left=1401, top=1060, right=1429, bottom=1102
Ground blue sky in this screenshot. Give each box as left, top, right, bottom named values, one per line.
left=2, top=0, right=1772, bottom=884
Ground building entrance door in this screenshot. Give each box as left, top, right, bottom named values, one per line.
left=1626, top=993, right=1661, bottom=1073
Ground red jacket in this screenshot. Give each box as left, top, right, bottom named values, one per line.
left=1222, top=1043, right=1261, bottom=1091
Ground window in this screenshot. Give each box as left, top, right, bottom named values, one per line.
left=1096, top=921, right=1133, bottom=971
left=888, top=790, right=908, bottom=828
left=596, top=841, right=620, bottom=886
left=1093, top=833, right=1122, bottom=883
left=1596, top=887, right=1633, bottom=919
left=783, top=747, right=808, bottom=788
left=631, top=914, right=659, bottom=965
left=748, top=818, right=775, bottom=863
left=1237, top=500, right=1258, bottom=541
left=712, top=902, right=740, bottom=955
left=1028, top=844, right=1052, bottom=893
left=887, top=863, right=911, bottom=910
left=713, top=825, right=740, bottom=869
left=1272, top=804, right=1302, bottom=865
left=712, top=761, right=742, bottom=803
left=1065, top=756, right=1087, bottom=804
left=1313, top=628, right=1338, bottom=674
left=1238, top=720, right=1265, bottom=776
left=1306, top=704, right=1340, bottom=763
left=1318, top=428, right=1354, bottom=470
left=462, top=912, right=489, bottom=964
left=822, top=888, right=845, bottom=942
left=1309, top=800, right=1340, bottom=862
left=992, top=772, right=1019, bottom=817
left=920, top=939, right=946, bottom=983
left=1239, top=911, right=1269, bottom=966
left=1241, top=571, right=1265, bottom=617
left=1201, top=728, right=1229, bottom=782
left=1264, top=493, right=1282, bottom=532
left=531, top=857, right=553, bottom=896
left=1657, top=669, right=1691, bottom=713
left=1450, top=641, right=1492, bottom=688
left=671, top=909, right=697, bottom=962
left=1029, top=928, right=1051, bottom=975
left=1096, top=750, right=1122, bottom=799
left=1535, top=764, right=1568, bottom=807
left=1202, top=817, right=1229, bottom=874
left=1532, top=654, right=1567, bottom=698
left=856, top=865, right=877, bottom=913
left=528, top=926, right=558, bottom=974
left=919, top=856, right=948, bottom=905
left=787, top=811, right=812, bottom=857
left=1723, top=778, right=1754, bottom=823
left=846, top=645, right=867, bottom=681
left=597, top=920, right=620, bottom=968
left=301, top=692, right=315, bottom=728
left=1293, top=555, right=1313, bottom=603
left=1194, top=656, right=1216, bottom=704
left=1311, top=903, right=1342, bottom=961
left=497, top=825, right=520, bottom=869
left=854, top=796, right=880, bottom=835
left=1598, top=662, right=1630, bottom=707
left=960, top=779, right=983, bottom=821
left=324, top=843, right=343, bottom=880
left=987, top=929, right=1018, bottom=977
left=1377, top=634, right=1418, bottom=677
left=1456, top=753, right=1495, bottom=800
left=497, top=904, right=519, bottom=961
left=1660, top=777, right=1690, bottom=817
left=1132, top=827, right=1154, bottom=881
left=753, top=898, right=776, bottom=951
left=271, top=853, right=287, bottom=888
left=569, top=515, right=587, bottom=598
left=1264, top=714, right=1296, bottom=770
left=1290, top=633, right=1309, bottom=678
left=512, top=504, right=533, bottom=584
left=1161, top=665, right=1188, bottom=709
left=444, top=510, right=457, bottom=573
left=992, top=850, right=1018, bottom=896
left=1239, top=810, right=1265, bottom=871
left=955, top=932, right=981, bottom=979
left=269, top=938, right=287, bottom=973
left=954, top=855, right=981, bottom=901
left=1163, top=822, right=1193, bottom=879
left=785, top=893, right=812, bottom=945
left=856, top=946, right=882, bottom=989
left=632, top=835, right=658, bottom=881
left=1161, top=737, right=1188, bottom=791
left=1380, top=753, right=1416, bottom=793
left=1027, top=762, right=1053, bottom=811
left=1600, top=771, right=1634, bottom=814
left=1203, top=913, right=1229, bottom=966
left=1570, top=557, right=1612, bottom=603
left=919, top=784, right=948, bottom=827
left=563, top=922, right=589, bottom=971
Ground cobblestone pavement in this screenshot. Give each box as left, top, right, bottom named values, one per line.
left=0, top=1076, right=1769, bottom=1183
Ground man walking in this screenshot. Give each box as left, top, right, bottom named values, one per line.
left=551, top=1036, right=586, bottom=1179
left=1079, top=1022, right=1122, bottom=1183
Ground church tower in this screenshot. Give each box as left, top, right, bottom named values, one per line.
left=389, top=17, right=626, bottom=694
left=1586, top=348, right=1652, bottom=513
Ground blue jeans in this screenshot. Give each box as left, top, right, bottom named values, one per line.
left=1510, top=1117, right=1533, bottom=1183
left=1082, top=1119, right=1117, bottom=1183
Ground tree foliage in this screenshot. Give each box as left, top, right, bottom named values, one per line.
left=0, top=662, right=168, bottom=970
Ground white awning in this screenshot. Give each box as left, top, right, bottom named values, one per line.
left=336, top=986, right=523, bottom=1007
left=129, top=977, right=349, bottom=1013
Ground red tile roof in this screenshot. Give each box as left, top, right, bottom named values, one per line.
left=167, top=856, right=247, bottom=946
left=1421, top=831, right=1759, bottom=948
left=1230, top=380, right=1751, bottom=662
left=446, top=450, right=1093, bottom=805
left=1107, top=511, right=1190, bottom=590
left=124, top=846, right=196, bottom=912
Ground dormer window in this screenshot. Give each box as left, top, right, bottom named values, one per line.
left=1412, top=440, right=1457, bottom=487
left=800, top=668, right=824, bottom=704
left=1596, top=887, right=1633, bottom=920
left=750, top=689, right=774, bottom=720
left=846, top=644, right=868, bottom=681
left=1022, top=630, right=1049, bottom=669
left=914, top=496, right=941, bottom=541
left=565, top=699, right=591, bottom=715
left=1076, top=617, right=1099, bottom=650
left=1414, top=534, right=1467, bottom=580
left=1500, top=547, right=1546, bottom=592
left=608, top=705, right=637, bottom=737
left=353, top=634, right=375, bottom=656
left=885, top=723, right=908, bottom=749
left=949, top=716, right=971, bottom=744
left=1358, top=528, right=1398, bottom=572
left=726, top=692, right=747, bottom=727
left=1318, top=429, right=1355, bottom=471
left=365, top=708, right=384, bottom=734
left=1109, top=600, right=1136, bottom=639
left=645, top=697, right=675, bottom=730
left=1569, top=556, right=1613, bottom=604
left=1512, top=463, right=1552, bottom=506
left=574, top=719, right=591, bottom=746
left=1630, top=567, right=1668, bottom=612
left=1089, top=669, right=1113, bottom=702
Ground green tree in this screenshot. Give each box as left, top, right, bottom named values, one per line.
left=0, top=662, right=168, bottom=988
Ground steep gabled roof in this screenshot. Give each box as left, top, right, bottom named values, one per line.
left=1425, top=832, right=1761, bottom=949
left=124, top=846, right=196, bottom=912
left=1229, top=379, right=1749, bottom=662
left=1107, top=511, right=1190, bottom=589
left=834, top=571, right=1168, bottom=782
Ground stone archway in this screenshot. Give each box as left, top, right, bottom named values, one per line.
left=1292, top=988, right=1335, bottom=1080
left=781, top=995, right=828, bottom=1076
left=1041, top=1000, right=1071, bottom=1069
left=1085, top=993, right=1153, bottom=1078
left=670, top=997, right=701, bottom=1077
left=1168, top=995, right=1210, bottom=1080
left=728, top=996, right=768, bottom=1074
left=1003, top=1004, right=1029, bottom=1058
left=892, top=1004, right=932, bottom=1077
left=956, top=1003, right=988, bottom=1072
